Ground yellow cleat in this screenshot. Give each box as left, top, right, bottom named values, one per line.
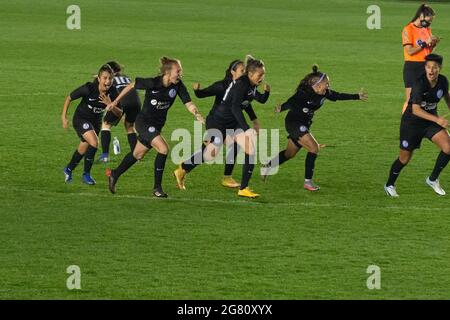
left=173, top=164, right=187, bottom=190
left=238, top=187, right=260, bottom=198
left=221, top=176, right=240, bottom=188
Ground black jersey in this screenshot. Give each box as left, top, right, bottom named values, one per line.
left=404, top=74, right=449, bottom=122
left=194, top=78, right=269, bottom=122
left=113, top=74, right=140, bottom=107
left=135, top=76, right=191, bottom=127
left=280, top=88, right=359, bottom=123
left=70, top=81, right=119, bottom=122
left=211, top=76, right=270, bottom=130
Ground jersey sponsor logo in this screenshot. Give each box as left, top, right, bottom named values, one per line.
left=299, top=125, right=308, bottom=132
left=148, top=126, right=156, bottom=133
left=241, top=100, right=249, bottom=106
left=421, top=101, right=437, bottom=111
left=151, top=99, right=158, bottom=106
left=302, top=108, right=309, bottom=113
left=169, top=89, right=177, bottom=98
left=437, top=89, right=444, bottom=99
left=87, top=104, right=104, bottom=113
left=402, top=140, right=409, bottom=148
left=88, top=98, right=96, bottom=101
left=83, top=123, right=90, bottom=130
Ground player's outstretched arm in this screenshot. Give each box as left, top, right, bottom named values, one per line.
left=185, top=101, right=205, bottom=124
left=61, top=96, right=71, bottom=129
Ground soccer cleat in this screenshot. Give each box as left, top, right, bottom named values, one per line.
left=98, top=153, right=109, bottom=163
left=173, top=164, right=187, bottom=190
left=106, top=168, right=116, bottom=194
left=238, top=187, right=260, bottom=198
left=221, top=176, right=240, bottom=188
left=384, top=184, right=399, bottom=197
left=82, top=172, right=96, bottom=185
left=63, top=167, right=73, bottom=183
left=426, top=177, right=446, bottom=196
left=304, top=180, right=320, bottom=192
left=153, top=187, right=168, bottom=198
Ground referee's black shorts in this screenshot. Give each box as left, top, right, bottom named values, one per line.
left=403, top=61, right=425, bottom=88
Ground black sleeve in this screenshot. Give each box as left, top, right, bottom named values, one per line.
left=194, top=81, right=224, bottom=98
left=326, top=89, right=360, bottom=102
left=254, top=89, right=270, bottom=104
left=280, top=92, right=302, bottom=112
left=134, top=77, right=154, bottom=90
left=69, top=83, right=90, bottom=100
left=243, top=103, right=257, bottom=121
left=177, top=81, right=192, bottom=104
left=231, top=82, right=250, bottom=131
left=410, top=80, right=425, bottom=105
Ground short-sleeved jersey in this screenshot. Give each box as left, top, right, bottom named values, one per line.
left=405, top=74, right=449, bottom=121
left=195, top=78, right=269, bottom=122
left=211, top=76, right=269, bottom=130
left=402, top=22, right=433, bottom=62
left=113, top=74, right=140, bottom=107
left=280, top=88, right=359, bottom=123
left=134, top=76, right=191, bottom=127
left=70, top=82, right=119, bottom=122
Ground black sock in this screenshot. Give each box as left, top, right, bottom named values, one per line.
left=154, top=153, right=168, bottom=189
left=430, top=151, right=450, bottom=181
left=305, top=152, right=317, bottom=180
left=83, top=145, right=98, bottom=174
left=67, top=150, right=84, bottom=171
left=386, top=158, right=406, bottom=186
left=127, top=133, right=137, bottom=152
left=268, top=149, right=293, bottom=167
left=182, top=144, right=207, bottom=173
left=100, top=130, right=111, bottom=154
left=113, top=152, right=137, bottom=179
left=240, top=153, right=255, bottom=190
left=224, top=143, right=239, bottom=176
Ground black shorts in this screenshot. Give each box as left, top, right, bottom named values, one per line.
left=103, top=103, right=141, bottom=126
left=403, top=61, right=425, bottom=88
left=205, top=116, right=242, bottom=146
left=285, top=118, right=311, bottom=148
left=399, top=117, right=443, bottom=151
left=134, top=115, right=162, bottom=148
left=72, top=115, right=101, bottom=142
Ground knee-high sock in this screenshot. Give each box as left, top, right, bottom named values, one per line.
left=67, top=150, right=84, bottom=171
left=240, top=153, right=255, bottom=190
left=305, top=152, right=317, bottom=180
left=386, top=158, right=406, bottom=186
left=224, top=142, right=239, bottom=176
left=268, top=149, right=295, bottom=167
left=112, top=152, right=138, bottom=180
left=430, top=151, right=450, bottom=181
left=182, top=144, right=207, bottom=173
left=154, top=153, right=168, bottom=189
left=83, top=145, right=98, bottom=174
left=100, top=129, right=111, bottom=154
left=127, top=133, right=137, bottom=152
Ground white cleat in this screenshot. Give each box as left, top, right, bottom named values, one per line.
left=426, top=177, right=446, bottom=196
left=384, top=185, right=399, bottom=197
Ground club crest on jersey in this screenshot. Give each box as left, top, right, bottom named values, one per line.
left=151, top=99, right=158, bottom=106
left=83, top=123, right=90, bottom=130
left=299, top=125, right=308, bottom=132
left=402, top=140, right=409, bottom=148
left=437, top=89, right=443, bottom=99
left=169, top=89, right=177, bottom=98
left=148, top=126, right=156, bottom=133
left=302, top=108, right=309, bottom=113
left=213, top=136, right=221, bottom=144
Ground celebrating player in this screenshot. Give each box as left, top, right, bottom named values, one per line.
left=385, top=54, right=450, bottom=197
left=173, top=55, right=267, bottom=198
left=62, top=64, right=121, bottom=185
left=192, top=59, right=270, bottom=188
left=261, top=65, right=367, bottom=191
left=106, top=57, right=205, bottom=198
left=401, top=3, right=439, bottom=113
left=98, top=61, right=142, bottom=162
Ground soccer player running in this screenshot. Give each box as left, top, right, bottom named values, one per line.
left=173, top=55, right=266, bottom=198
left=192, top=59, right=270, bottom=188
left=401, top=3, right=440, bottom=113
left=98, top=61, right=142, bottom=162
left=106, top=57, right=205, bottom=198
left=385, top=54, right=450, bottom=197
left=261, top=65, right=367, bottom=191
left=62, top=64, right=122, bottom=185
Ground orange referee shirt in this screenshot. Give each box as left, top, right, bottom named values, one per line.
left=402, top=22, right=433, bottom=62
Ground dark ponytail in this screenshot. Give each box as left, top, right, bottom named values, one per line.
left=244, top=54, right=264, bottom=74
left=106, top=61, right=122, bottom=74
left=224, top=59, right=244, bottom=82
left=411, top=3, right=435, bottom=22
left=297, top=64, right=325, bottom=92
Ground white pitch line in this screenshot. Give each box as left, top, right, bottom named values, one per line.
left=0, top=92, right=61, bottom=97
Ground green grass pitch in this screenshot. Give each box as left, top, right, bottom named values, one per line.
left=1, top=0, right=449, bottom=299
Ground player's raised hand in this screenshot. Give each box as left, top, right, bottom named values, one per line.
left=99, top=93, right=112, bottom=106
left=436, top=116, right=449, bottom=128
left=62, top=117, right=69, bottom=130
left=263, top=83, right=271, bottom=92
left=359, top=89, right=368, bottom=101
left=193, top=83, right=201, bottom=90
left=274, top=104, right=282, bottom=113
